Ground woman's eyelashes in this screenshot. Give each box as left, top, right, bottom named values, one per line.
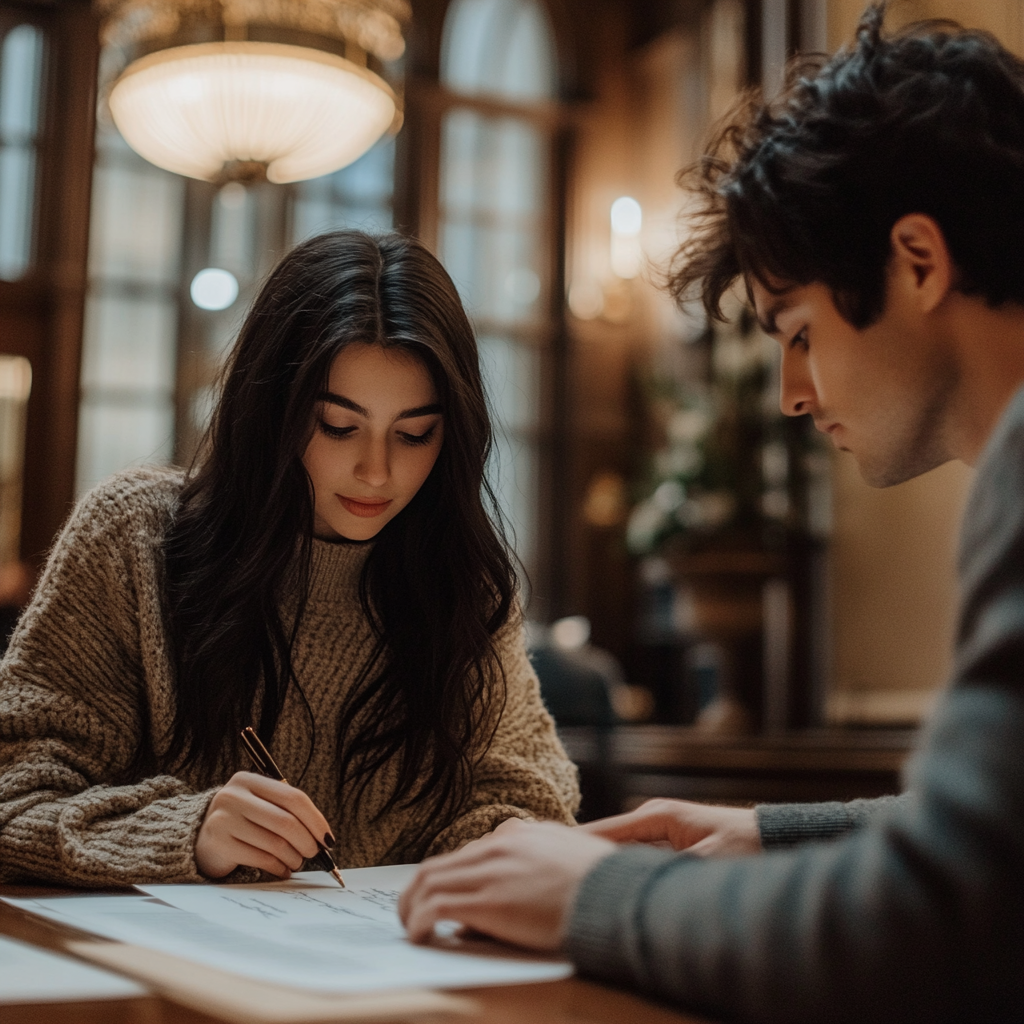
left=318, top=421, right=356, bottom=439
left=398, top=425, right=438, bottom=447
left=790, top=326, right=809, bottom=351
left=317, top=420, right=439, bottom=446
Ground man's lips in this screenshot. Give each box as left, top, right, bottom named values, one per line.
left=817, top=421, right=849, bottom=451
left=338, top=495, right=393, bottom=518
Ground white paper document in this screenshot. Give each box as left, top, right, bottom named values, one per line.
left=0, top=933, right=145, bottom=1004
left=3, top=865, right=571, bottom=994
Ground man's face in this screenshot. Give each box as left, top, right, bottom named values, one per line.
left=751, top=277, right=958, bottom=487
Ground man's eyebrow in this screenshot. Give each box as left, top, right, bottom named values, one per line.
left=756, top=297, right=791, bottom=336
left=319, top=392, right=443, bottom=420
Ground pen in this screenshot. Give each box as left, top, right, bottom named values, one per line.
left=240, top=726, right=346, bottom=888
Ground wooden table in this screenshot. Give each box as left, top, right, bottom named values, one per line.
left=0, top=885, right=707, bottom=1024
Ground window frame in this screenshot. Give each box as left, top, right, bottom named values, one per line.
left=400, top=0, right=576, bottom=619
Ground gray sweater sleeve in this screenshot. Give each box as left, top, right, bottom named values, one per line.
left=756, top=794, right=905, bottom=847
left=563, top=386, right=1024, bottom=1023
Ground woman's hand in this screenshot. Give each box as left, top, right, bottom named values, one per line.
left=399, top=819, right=616, bottom=950
left=577, top=798, right=762, bottom=857
left=195, top=772, right=334, bottom=879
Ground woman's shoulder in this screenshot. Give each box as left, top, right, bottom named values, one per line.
left=61, top=466, right=185, bottom=549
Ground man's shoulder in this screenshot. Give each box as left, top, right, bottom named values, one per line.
left=956, top=384, right=1024, bottom=621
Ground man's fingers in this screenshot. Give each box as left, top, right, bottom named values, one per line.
left=400, top=859, right=486, bottom=941
left=400, top=840, right=504, bottom=920
left=578, top=808, right=677, bottom=844
left=404, top=891, right=486, bottom=944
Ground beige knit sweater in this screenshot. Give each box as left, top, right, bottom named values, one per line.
left=0, top=468, right=579, bottom=886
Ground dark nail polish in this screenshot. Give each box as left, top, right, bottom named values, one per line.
left=325, top=831, right=336, bottom=847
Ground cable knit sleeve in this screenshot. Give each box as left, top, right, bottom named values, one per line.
left=426, top=614, right=580, bottom=855
left=0, top=469, right=219, bottom=887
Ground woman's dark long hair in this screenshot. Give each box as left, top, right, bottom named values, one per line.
left=160, top=231, right=516, bottom=848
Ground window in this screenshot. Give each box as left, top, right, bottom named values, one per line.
left=437, top=0, right=559, bottom=592
left=76, top=124, right=184, bottom=494
left=292, top=138, right=395, bottom=243
left=77, top=116, right=397, bottom=489
left=0, top=21, right=44, bottom=282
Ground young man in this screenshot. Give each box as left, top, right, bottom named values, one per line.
left=398, top=6, right=1024, bottom=1021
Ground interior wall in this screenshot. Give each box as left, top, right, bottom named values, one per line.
left=823, top=0, right=1017, bottom=722
left=562, top=1, right=730, bottom=663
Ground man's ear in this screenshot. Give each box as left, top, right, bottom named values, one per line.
left=889, top=213, right=954, bottom=314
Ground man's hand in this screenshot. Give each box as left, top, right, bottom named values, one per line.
left=399, top=819, right=616, bottom=950
left=195, top=772, right=334, bottom=879
left=578, top=798, right=762, bottom=857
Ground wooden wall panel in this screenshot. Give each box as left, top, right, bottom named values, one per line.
left=0, top=0, right=98, bottom=566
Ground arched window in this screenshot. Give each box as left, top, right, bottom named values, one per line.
left=437, top=0, right=559, bottom=600
left=441, top=0, right=556, bottom=100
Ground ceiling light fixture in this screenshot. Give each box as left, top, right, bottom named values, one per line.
left=95, top=0, right=409, bottom=184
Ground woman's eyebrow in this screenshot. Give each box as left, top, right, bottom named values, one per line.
left=320, top=391, right=368, bottom=416
left=396, top=403, right=443, bottom=420
left=319, top=392, right=442, bottom=420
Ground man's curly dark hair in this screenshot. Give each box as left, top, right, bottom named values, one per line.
left=670, top=2, right=1024, bottom=328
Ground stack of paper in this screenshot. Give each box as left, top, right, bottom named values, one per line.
left=2, top=864, right=572, bottom=1021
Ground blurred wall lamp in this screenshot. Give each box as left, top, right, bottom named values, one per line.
left=609, top=196, right=642, bottom=279
left=94, top=0, right=408, bottom=184
left=567, top=196, right=643, bottom=323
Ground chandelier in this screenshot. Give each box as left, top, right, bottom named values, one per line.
left=95, top=0, right=409, bottom=184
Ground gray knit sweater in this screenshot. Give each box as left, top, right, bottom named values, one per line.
left=565, top=386, right=1024, bottom=1023
left=0, top=468, right=579, bottom=886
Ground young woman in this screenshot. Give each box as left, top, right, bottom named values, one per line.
left=0, top=231, right=579, bottom=886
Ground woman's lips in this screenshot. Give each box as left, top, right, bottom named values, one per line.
left=338, top=495, right=393, bottom=518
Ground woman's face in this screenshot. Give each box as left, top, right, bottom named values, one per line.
left=302, top=343, right=445, bottom=541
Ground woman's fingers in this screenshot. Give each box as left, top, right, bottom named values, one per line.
left=238, top=774, right=334, bottom=852
left=195, top=809, right=297, bottom=879
left=218, top=835, right=294, bottom=879
left=195, top=772, right=335, bottom=879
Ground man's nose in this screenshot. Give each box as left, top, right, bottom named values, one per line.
left=779, top=347, right=817, bottom=418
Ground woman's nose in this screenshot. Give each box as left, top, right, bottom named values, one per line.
left=354, top=437, right=389, bottom=487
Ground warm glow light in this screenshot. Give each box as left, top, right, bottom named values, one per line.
left=191, top=268, right=239, bottom=310
left=610, top=196, right=643, bottom=279
left=610, top=196, right=642, bottom=235
left=0, top=354, right=31, bottom=401
left=109, top=42, right=400, bottom=184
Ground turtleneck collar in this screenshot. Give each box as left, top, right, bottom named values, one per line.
left=305, top=536, right=374, bottom=606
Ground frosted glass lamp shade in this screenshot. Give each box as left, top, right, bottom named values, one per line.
left=108, top=42, right=400, bottom=184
